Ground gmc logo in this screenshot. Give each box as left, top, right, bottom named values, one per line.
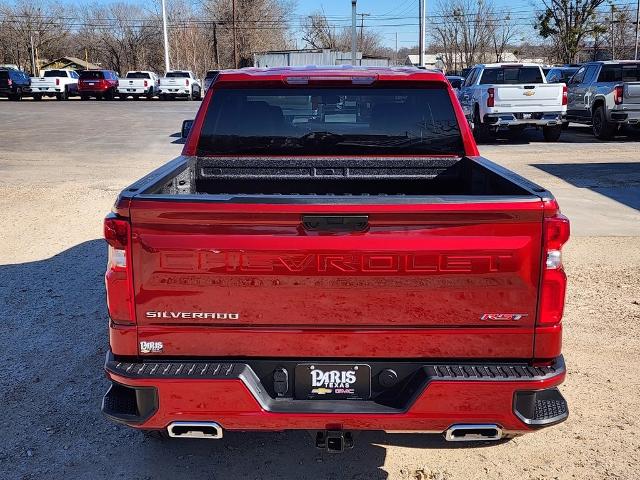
left=160, top=251, right=516, bottom=275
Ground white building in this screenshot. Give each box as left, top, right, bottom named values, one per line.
left=253, top=49, right=390, bottom=68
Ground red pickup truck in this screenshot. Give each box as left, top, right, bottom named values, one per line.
left=102, top=67, right=569, bottom=452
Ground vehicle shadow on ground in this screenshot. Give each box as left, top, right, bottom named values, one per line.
left=476, top=125, right=640, bottom=146
left=0, top=240, right=503, bottom=479
left=531, top=162, right=640, bottom=211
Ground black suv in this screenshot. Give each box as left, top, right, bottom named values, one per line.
left=0, top=68, right=31, bottom=101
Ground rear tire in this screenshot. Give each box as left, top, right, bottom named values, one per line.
left=542, top=125, right=562, bottom=142
left=80, top=95, right=89, bottom=101
left=472, top=107, right=490, bottom=142
left=592, top=106, right=616, bottom=140
left=10, top=87, right=23, bottom=101
left=159, top=93, right=167, bottom=101
left=33, top=93, right=43, bottom=101
left=56, top=87, right=68, bottom=101
left=119, top=94, right=127, bottom=100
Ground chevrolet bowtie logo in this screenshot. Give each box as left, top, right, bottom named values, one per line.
left=523, top=90, right=535, bottom=96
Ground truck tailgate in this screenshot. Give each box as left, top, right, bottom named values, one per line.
left=494, top=84, right=564, bottom=111
left=624, top=81, right=640, bottom=105
left=129, top=199, right=544, bottom=358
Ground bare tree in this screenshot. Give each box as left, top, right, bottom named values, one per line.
left=0, top=0, right=71, bottom=73
left=301, top=10, right=338, bottom=50
left=205, top=0, right=292, bottom=68
left=300, top=9, right=386, bottom=57
left=430, top=0, right=506, bottom=72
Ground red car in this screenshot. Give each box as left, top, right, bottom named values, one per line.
left=78, top=69, right=118, bottom=100
left=102, top=67, right=569, bottom=452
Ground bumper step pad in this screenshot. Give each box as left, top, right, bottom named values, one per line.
left=514, top=388, right=569, bottom=427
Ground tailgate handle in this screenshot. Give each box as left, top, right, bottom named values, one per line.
left=524, top=85, right=535, bottom=89
left=302, top=215, right=369, bottom=232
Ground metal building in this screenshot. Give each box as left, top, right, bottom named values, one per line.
left=253, top=49, right=390, bottom=68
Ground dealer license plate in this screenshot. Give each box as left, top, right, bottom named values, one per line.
left=294, top=363, right=371, bottom=400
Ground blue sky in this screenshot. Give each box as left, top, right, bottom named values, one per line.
left=290, top=0, right=542, bottom=49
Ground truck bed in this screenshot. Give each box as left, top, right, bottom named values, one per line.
left=130, top=155, right=543, bottom=199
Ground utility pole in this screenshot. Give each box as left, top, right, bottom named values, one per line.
left=351, top=1, right=357, bottom=66
left=161, top=0, right=170, bottom=73
left=358, top=13, right=370, bottom=52
left=232, top=0, right=238, bottom=68
left=419, top=0, right=426, bottom=66
left=30, top=34, right=36, bottom=75
left=635, top=0, right=639, bottom=60
left=611, top=4, right=616, bottom=60
left=213, top=22, right=219, bottom=68
left=395, top=32, right=398, bottom=66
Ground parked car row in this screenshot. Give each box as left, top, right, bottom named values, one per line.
left=450, top=60, right=640, bottom=141
left=0, top=67, right=221, bottom=101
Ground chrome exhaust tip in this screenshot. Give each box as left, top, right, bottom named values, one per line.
left=167, top=421, right=223, bottom=439
left=444, top=424, right=502, bottom=442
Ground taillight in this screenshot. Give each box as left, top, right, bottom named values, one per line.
left=614, top=85, right=623, bottom=105
left=7, top=79, right=12, bottom=86
left=562, top=85, right=567, bottom=105
left=538, top=213, right=570, bottom=326
left=56, top=78, right=60, bottom=86
left=104, top=214, right=134, bottom=324
left=185, top=79, right=189, bottom=86
left=487, top=87, right=495, bottom=108
left=144, top=80, right=148, bottom=87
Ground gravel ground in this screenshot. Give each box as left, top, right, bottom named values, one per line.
left=1, top=100, right=639, bottom=479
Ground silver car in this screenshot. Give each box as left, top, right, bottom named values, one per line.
left=566, top=61, right=640, bottom=139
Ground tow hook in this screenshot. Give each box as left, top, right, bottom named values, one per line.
left=314, top=430, right=354, bottom=453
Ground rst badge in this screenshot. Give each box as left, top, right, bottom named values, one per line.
left=480, top=313, right=528, bottom=321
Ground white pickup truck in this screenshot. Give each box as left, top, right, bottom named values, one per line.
left=158, top=70, right=202, bottom=100
left=117, top=71, right=159, bottom=100
left=29, top=69, right=79, bottom=100
left=458, top=63, right=567, bottom=141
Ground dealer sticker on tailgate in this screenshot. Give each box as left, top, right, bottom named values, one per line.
left=295, top=364, right=371, bottom=400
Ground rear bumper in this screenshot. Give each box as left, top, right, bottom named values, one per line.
left=608, top=107, right=640, bottom=123
left=102, top=352, right=568, bottom=434
left=159, top=87, right=190, bottom=96
left=78, top=87, right=110, bottom=95
left=118, top=87, right=151, bottom=95
left=484, top=112, right=564, bottom=127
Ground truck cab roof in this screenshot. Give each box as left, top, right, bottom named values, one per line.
left=474, top=63, right=544, bottom=69
left=214, top=65, right=448, bottom=84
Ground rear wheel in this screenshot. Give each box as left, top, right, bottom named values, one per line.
left=472, top=107, right=490, bottom=142
left=119, top=94, right=127, bottom=100
left=146, top=88, right=154, bottom=100
left=592, top=106, right=616, bottom=140
left=56, top=87, right=68, bottom=101
left=159, top=93, right=167, bottom=101
left=10, top=87, right=23, bottom=101
left=80, top=95, right=89, bottom=101
left=542, top=125, right=562, bottom=142
left=32, top=93, right=43, bottom=101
